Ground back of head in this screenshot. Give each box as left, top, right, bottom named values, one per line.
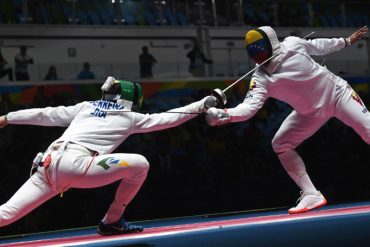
left=101, top=77, right=143, bottom=111
left=245, top=26, right=280, bottom=65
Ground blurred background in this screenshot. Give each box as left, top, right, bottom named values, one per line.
left=0, top=0, right=370, bottom=236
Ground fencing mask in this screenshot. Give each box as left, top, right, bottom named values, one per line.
left=101, top=76, right=143, bottom=111
left=245, top=26, right=280, bottom=65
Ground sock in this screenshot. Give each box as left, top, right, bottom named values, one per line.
left=278, top=149, right=318, bottom=194
left=102, top=181, right=143, bottom=224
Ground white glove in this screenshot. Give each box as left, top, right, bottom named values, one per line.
left=202, top=96, right=217, bottom=112
left=206, top=107, right=230, bottom=126
left=101, top=76, right=115, bottom=92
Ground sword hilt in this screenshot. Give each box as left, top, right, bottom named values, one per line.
left=211, top=88, right=227, bottom=108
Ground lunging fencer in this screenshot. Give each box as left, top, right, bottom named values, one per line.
left=0, top=77, right=216, bottom=235
left=206, top=26, right=368, bottom=214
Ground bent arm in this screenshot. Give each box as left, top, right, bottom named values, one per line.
left=227, top=79, right=268, bottom=122
left=131, top=98, right=206, bottom=133
left=5, top=102, right=85, bottom=127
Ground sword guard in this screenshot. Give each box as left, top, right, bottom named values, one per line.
left=211, top=88, right=227, bottom=107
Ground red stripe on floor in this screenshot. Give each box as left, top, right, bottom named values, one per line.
left=2, top=204, right=370, bottom=247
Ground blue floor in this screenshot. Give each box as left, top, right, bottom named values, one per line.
left=1, top=201, right=370, bottom=247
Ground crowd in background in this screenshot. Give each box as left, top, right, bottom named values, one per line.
left=0, top=42, right=214, bottom=81
left=0, top=0, right=367, bottom=28
left=0, top=45, right=99, bottom=82
left=1, top=84, right=370, bottom=235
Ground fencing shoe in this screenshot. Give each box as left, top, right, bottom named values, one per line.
left=288, top=191, right=327, bottom=214
left=97, top=219, right=143, bottom=236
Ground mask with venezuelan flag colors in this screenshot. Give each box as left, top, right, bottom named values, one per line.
left=245, top=26, right=280, bottom=65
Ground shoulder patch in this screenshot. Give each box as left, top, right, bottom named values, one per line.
left=249, top=80, right=257, bottom=90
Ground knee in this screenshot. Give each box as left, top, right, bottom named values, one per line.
left=361, top=130, right=370, bottom=144
left=135, top=154, right=150, bottom=172
left=0, top=204, right=17, bottom=227
left=127, top=154, right=149, bottom=183
left=272, top=136, right=294, bottom=154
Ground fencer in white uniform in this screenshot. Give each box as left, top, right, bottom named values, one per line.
left=0, top=77, right=217, bottom=235
left=206, top=26, right=368, bottom=214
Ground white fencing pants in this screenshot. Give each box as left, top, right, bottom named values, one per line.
left=0, top=144, right=149, bottom=227
left=272, top=84, right=370, bottom=193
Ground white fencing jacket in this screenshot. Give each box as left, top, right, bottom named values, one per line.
left=228, top=37, right=348, bottom=121
left=7, top=99, right=205, bottom=154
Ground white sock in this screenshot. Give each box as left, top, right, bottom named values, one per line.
left=102, top=181, right=143, bottom=224
left=278, top=149, right=318, bottom=194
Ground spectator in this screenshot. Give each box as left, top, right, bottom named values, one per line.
left=139, top=46, right=157, bottom=78
left=0, top=50, right=13, bottom=81
left=77, top=62, right=95, bottom=80
left=14, top=46, right=34, bottom=81
left=0, top=93, right=14, bottom=115
left=32, top=86, right=50, bottom=108
left=44, top=65, right=58, bottom=80
left=187, top=44, right=213, bottom=77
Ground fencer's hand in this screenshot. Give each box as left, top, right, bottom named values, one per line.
left=101, top=76, right=115, bottom=92
left=0, top=115, right=8, bottom=129
left=202, top=96, right=217, bottom=112
left=348, top=26, right=368, bottom=45
left=206, top=107, right=231, bottom=126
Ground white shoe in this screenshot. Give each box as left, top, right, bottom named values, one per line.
left=288, top=191, right=327, bottom=214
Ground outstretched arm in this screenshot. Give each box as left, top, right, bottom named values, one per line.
left=303, top=26, right=368, bottom=56
left=131, top=96, right=216, bottom=133
left=3, top=102, right=86, bottom=127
